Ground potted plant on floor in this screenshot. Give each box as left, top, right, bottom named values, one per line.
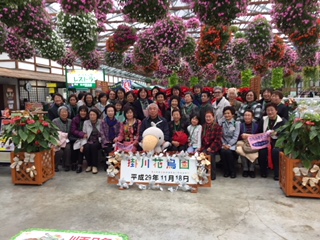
left=276, top=101, right=320, bottom=198
left=2, top=111, right=59, bottom=185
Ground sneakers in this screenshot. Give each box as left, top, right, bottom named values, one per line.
left=92, top=167, right=98, bottom=174
left=85, top=166, right=92, bottom=172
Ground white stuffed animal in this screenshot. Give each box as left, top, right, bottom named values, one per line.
left=140, top=122, right=170, bottom=153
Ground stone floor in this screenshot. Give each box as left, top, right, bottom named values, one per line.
left=0, top=164, right=319, bottom=240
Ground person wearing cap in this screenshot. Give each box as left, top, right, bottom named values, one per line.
left=182, top=92, right=198, bottom=124
left=212, top=86, right=230, bottom=124
left=80, top=108, right=102, bottom=174
left=52, top=106, right=72, bottom=172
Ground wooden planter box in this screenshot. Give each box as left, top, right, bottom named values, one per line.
left=11, top=150, right=55, bottom=185
left=280, top=153, right=320, bottom=198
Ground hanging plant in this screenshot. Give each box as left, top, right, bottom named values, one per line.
left=159, top=47, right=181, bottom=71
left=57, top=49, right=77, bottom=67
left=132, top=47, right=154, bottom=67
left=271, top=68, right=284, bottom=90
left=119, top=0, right=169, bottom=24
left=215, top=48, right=233, bottom=74
left=184, top=56, right=202, bottom=75
left=277, top=46, right=298, bottom=68
left=59, top=0, right=96, bottom=15
left=179, top=36, right=196, bottom=57
left=296, top=44, right=319, bottom=67
left=199, top=25, right=231, bottom=53
left=230, top=37, right=249, bottom=62
left=190, top=76, right=200, bottom=87
left=241, top=69, right=254, bottom=88
left=32, top=30, right=66, bottom=61
left=0, top=0, right=43, bottom=27
left=14, top=3, right=53, bottom=41
left=186, top=17, right=200, bottom=30
left=153, top=63, right=173, bottom=80
left=153, top=16, right=187, bottom=51
left=81, top=50, right=101, bottom=70
left=250, top=54, right=269, bottom=76
left=177, top=61, right=192, bottom=83
left=123, top=54, right=135, bottom=70
left=289, top=20, right=320, bottom=47
left=144, top=56, right=160, bottom=74
left=271, top=0, right=319, bottom=35
left=4, top=32, right=34, bottom=61
left=96, top=0, right=114, bottom=14
left=199, top=63, right=218, bottom=81
left=106, top=36, right=116, bottom=52
left=135, top=28, right=159, bottom=55
left=0, top=23, right=7, bottom=53
left=169, top=73, right=180, bottom=88
left=223, top=65, right=242, bottom=87
left=265, top=35, right=286, bottom=62
left=245, top=15, right=273, bottom=56
left=193, top=0, right=249, bottom=26
left=105, top=51, right=124, bottom=68
left=113, top=24, right=137, bottom=53
left=58, top=12, right=98, bottom=58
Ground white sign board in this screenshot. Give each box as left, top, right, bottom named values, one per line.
left=120, top=156, right=198, bottom=184
left=66, top=69, right=103, bottom=88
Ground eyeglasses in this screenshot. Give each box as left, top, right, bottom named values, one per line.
left=214, top=91, right=222, bottom=94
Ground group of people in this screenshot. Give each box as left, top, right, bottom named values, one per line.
left=47, top=86, right=289, bottom=181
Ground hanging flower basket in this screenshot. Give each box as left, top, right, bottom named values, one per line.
left=119, top=0, right=169, bottom=24
left=271, top=1, right=319, bottom=35
left=96, top=0, right=114, bottom=14
left=193, top=0, right=249, bottom=26
left=104, top=51, right=123, bottom=68
left=57, top=48, right=77, bottom=67
left=58, top=0, right=96, bottom=15
left=113, top=24, right=137, bottom=53
left=4, top=33, right=34, bottom=61
left=199, top=25, right=231, bottom=53
left=58, top=12, right=98, bottom=57
left=179, top=36, right=196, bottom=57
left=143, top=56, right=160, bottom=74
left=106, top=36, right=116, bottom=52
left=246, top=15, right=273, bottom=56
left=32, top=30, right=66, bottom=61
left=230, top=37, right=250, bottom=62
left=159, top=47, right=181, bottom=71
left=123, top=54, right=135, bottom=70
left=81, top=50, right=101, bottom=70
left=265, top=35, right=286, bottom=62
left=186, top=17, right=200, bottom=30
left=14, top=3, right=52, bottom=41
left=153, top=16, right=187, bottom=51
left=289, top=21, right=320, bottom=47
left=0, top=0, right=43, bottom=27
left=132, top=45, right=154, bottom=67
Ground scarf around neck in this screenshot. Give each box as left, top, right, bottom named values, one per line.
left=105, top=116, right=117, bottom=140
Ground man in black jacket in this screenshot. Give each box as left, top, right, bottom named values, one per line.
left=139, top=103, right=170, bottom=150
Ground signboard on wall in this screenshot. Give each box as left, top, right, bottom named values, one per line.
left=66, top=70, right=103, bottom=89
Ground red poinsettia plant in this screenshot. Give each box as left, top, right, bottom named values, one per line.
left=2, top=111, right=59, bottom=153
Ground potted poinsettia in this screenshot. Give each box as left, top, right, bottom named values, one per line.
left=2, top=111, right=59, bottom=185
left=276, top=102, right=320, bottom=198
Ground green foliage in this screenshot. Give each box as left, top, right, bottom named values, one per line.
left=235, top=31, right=245, bottom=39
left=230, top=25, right=239, bottom=33
left=169, top=73, right=179, bottom=88
left=241, top=69, right=254, bottom=87
left=271, top=68, right=284, bottom=90
left=276, top=113, right=320, bottom=169
left=190, top=76, right=199, bottom=88
left=2, top=112, right=59, bottom=153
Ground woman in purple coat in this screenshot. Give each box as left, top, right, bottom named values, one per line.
left=69, top=105, right=89, bottom=173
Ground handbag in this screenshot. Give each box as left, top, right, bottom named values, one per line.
left=73, top=139, right=81, bottom=150
left=242, top=140, right=258, bottom=153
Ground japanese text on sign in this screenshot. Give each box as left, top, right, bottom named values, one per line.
left=121, top=156, right=198, bottom=184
